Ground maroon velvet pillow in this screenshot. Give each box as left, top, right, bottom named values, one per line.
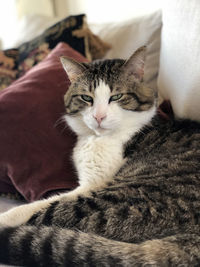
left=0, top=42, right=88, bottom=202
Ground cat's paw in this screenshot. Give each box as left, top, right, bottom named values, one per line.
left=0, top=206, right=27, bottom=227
left=0, top=199, right=53, bottom=227
left=0, top=212, right=13, bottom=227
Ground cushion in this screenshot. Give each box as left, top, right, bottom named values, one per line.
left=17, top=14, right=91, bottom=77
left=157, top=0, right=200, bottom=121
left=13, top=14, right=111, bottom=61
left=0, top=14, right=110, bottom=92
left=0, top=49, right=18, bottom=91
left=72, top=26, right=111, bottom=60
left=90, top=10, right=162, bottom=90
left=0, top=14, right=90, bottom=92
left=0, top=42, right=88, bottom=202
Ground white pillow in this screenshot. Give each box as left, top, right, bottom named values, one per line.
left=12, top=14, right=61, bottom=47
left=90, top=10, right=162, bottom=90
left=158, top=0, right=200, bottom=121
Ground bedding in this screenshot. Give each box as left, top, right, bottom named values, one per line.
left=0, top=196, right=24, bottom=214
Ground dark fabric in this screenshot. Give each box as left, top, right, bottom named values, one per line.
left=18, top=14, right=89, bottom=77
left=0, top=42, right=88, bottom=202
left=0, top=15, right=89, bottom=92
left=158, top=100, right=174, bottom=121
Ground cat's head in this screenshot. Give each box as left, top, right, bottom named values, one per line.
left=61, top=46, right=156, bottom=136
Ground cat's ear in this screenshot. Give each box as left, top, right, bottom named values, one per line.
left=121, top=46, right=146, bottom=81
left=60, top=56, right=86, bottom=82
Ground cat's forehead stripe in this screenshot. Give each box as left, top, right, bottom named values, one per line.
left=94, top=80, right=111, bottom=101
left=86, top=59, right=125, bottom=92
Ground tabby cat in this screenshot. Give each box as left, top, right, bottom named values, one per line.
left=0, top=46, right=200, bottom=266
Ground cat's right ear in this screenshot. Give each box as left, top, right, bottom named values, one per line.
left=60, top=57, right=86, bottom=82
left=121, top=46, right=146, bottom=82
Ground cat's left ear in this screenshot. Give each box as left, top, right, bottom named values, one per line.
left=60, top=56, right=86, bottom=82
left=121, top=46, right=146, bottom=81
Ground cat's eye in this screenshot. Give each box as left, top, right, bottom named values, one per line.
left=110, top=94, right=123, bottom=102
left=81, top=95, right=93, bottom=103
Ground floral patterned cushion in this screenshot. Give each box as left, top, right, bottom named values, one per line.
left=0, top=14, right=111, bottom=92
left=0, top=14, right=90, bottom=90
left=17, top=14, right=91, bottom=77
left=0, top=49, right=18, bottom=91
left=18, top=43, right=51, bottom=77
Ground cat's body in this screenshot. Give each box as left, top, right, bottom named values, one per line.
left=0, top=47, right=200, bottom=266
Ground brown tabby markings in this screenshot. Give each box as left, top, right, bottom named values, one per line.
left=0, top=117, right=199, bottom=266
left=64, top=59, right=155, bottom=115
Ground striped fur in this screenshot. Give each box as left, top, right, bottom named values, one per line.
left=0, top=117, right=200, bottom=266
left=1, top=226, right=200, bottom=266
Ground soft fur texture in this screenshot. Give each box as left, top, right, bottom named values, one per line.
left=0, top=47, right=200, bottom=266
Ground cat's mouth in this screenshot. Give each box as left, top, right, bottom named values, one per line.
left=97, top=125, right=106, bottom=130
left=93, top=125, right=111, bottom=136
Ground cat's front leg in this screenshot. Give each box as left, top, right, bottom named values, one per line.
left=0, top=186, right=93, bottom=227
left=0, top=194, right=60, bottom=227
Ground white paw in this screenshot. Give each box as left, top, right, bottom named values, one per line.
left=0, top=212, right=15, bottom=227
left=0, top=198, right=55, bottom=227
left=0, top=206, right=28, bottom=227
left=0, top=195, right=61, bottom=227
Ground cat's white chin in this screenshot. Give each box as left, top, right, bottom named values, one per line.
left=87, top=119, right=121, bottom=136
left=93, top=126, right=111, bottom=136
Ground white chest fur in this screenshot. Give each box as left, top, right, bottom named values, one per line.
left=73, top=134, right=125, bottom=188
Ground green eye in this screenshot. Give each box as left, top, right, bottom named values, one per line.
left=110, top=94, right=123, bottom=102
left=81, top=95, right=93, bottom=103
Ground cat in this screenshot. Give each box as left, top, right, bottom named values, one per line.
left=0, top=46, right=200, bottom=266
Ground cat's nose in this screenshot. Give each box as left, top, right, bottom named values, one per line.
left=93, top=114, right=106, bottom=124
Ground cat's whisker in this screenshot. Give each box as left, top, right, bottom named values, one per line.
left=60, top=124, right=70, bottom=134
left=54, top=115, right=66, bottom=128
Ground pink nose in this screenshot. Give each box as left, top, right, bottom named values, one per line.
left=93, top=115, right=106, bottom=124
